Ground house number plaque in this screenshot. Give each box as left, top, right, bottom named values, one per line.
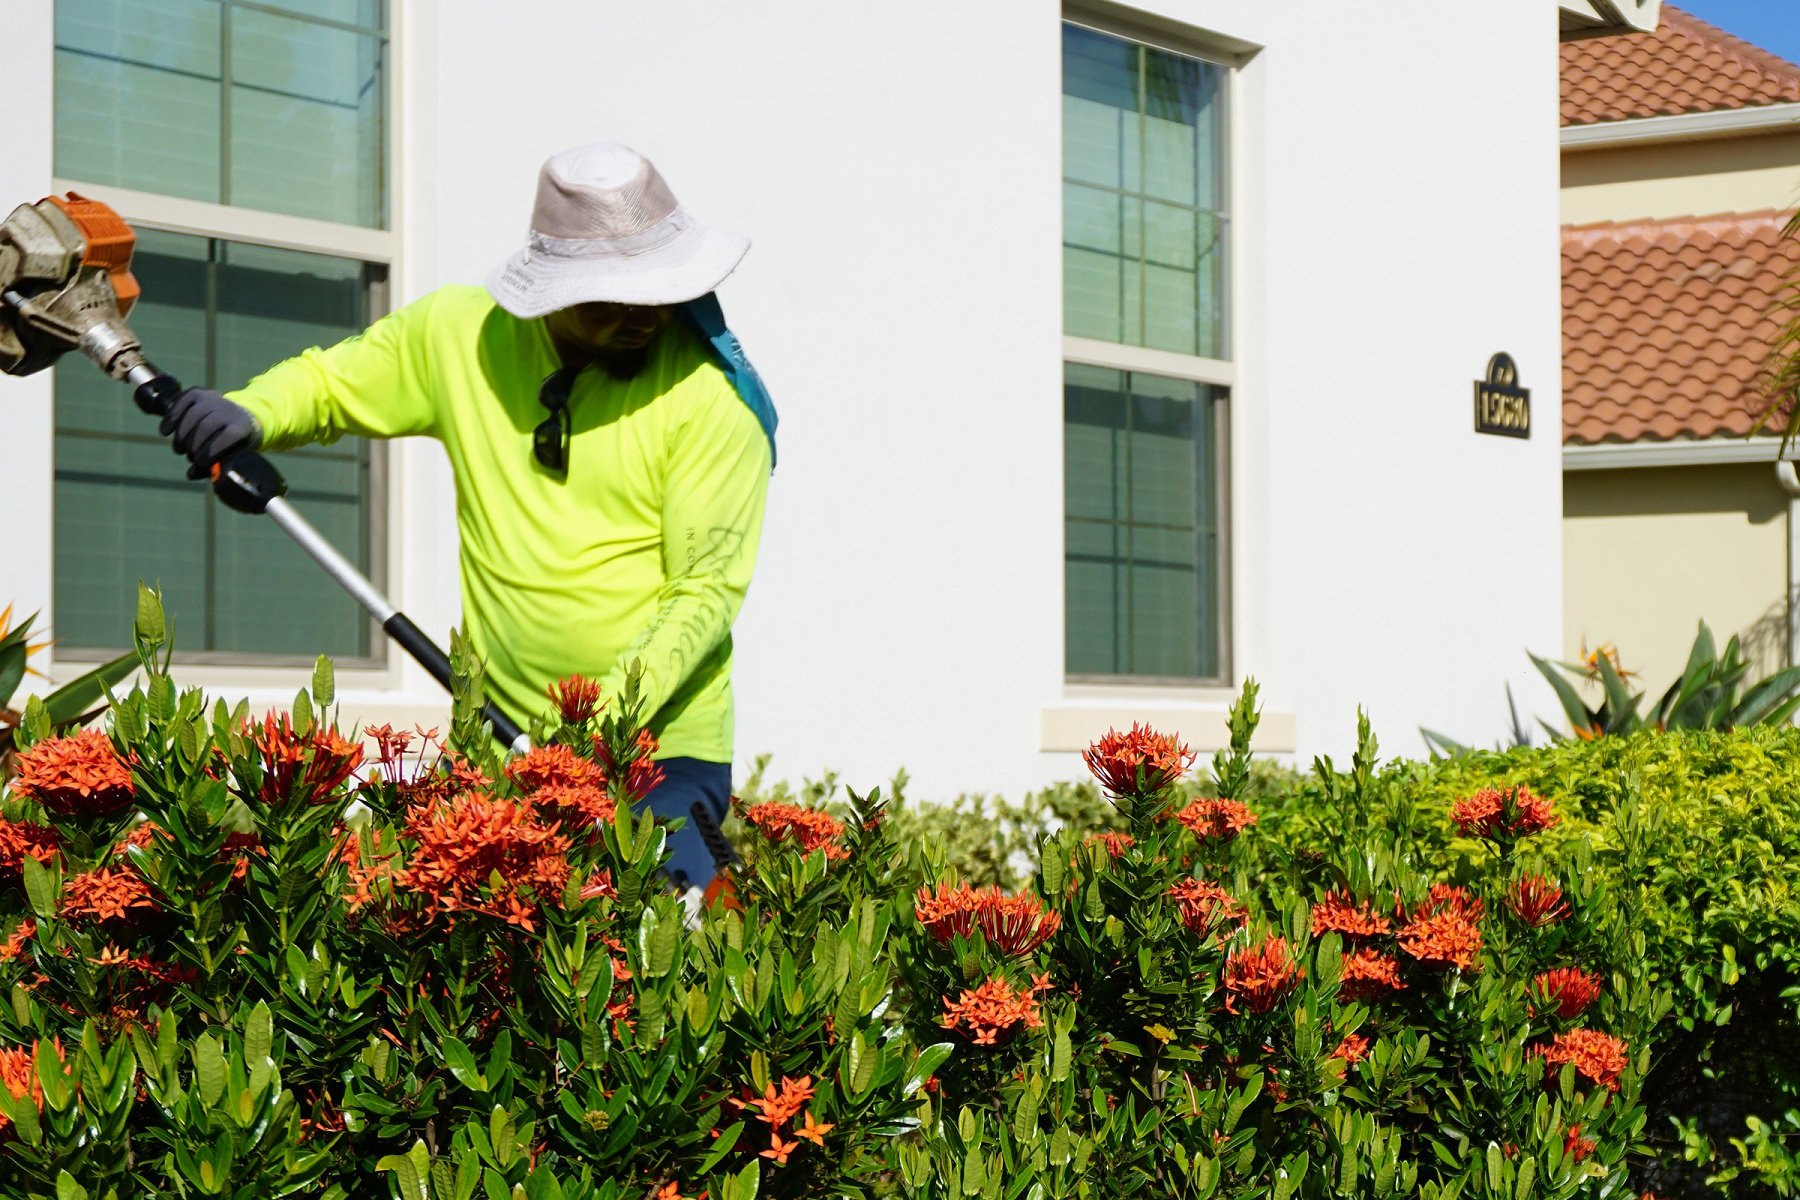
left=1474, top=353, right=1530, bottom=438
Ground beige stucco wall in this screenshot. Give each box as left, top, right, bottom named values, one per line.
left=1563, top=464, right=1790, bottom=700
left=1561, top=129, right=1800, bottom=224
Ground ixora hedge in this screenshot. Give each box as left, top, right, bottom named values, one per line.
left=0, top=594, right=1663, bottom=1199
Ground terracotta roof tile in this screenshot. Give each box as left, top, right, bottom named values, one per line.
left=1563, top=210, right=1800, bottom=444
left=1561, top=5, right=1800, bottom=126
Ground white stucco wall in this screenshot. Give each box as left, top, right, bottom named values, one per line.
left=0, top=7, right=56, bottom=637
left=8, top=1, right=1564, bottom=799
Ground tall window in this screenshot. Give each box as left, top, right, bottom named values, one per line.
left=1063, top=20, right=1229, bottom=681
left=51, top=0, right=389, bottom=662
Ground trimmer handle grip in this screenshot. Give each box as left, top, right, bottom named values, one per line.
left=132, top=371, right=287, bottom=514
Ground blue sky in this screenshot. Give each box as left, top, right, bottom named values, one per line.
left=1674, top=0, right=1800, bottom=65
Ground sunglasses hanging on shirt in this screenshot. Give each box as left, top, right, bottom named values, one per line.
left=533, top=365, right=580, bottom=474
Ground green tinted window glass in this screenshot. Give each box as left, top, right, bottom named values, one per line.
left=52, top=231, right=381, bottom=659
left=1064, top=366, right=1221, bottom=679
left=1062, top=24, right=1227, bottom=359
left=54, top=0, right=388, bottom=228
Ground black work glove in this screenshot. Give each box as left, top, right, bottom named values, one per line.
left=159, top=388, right=261, bottom=480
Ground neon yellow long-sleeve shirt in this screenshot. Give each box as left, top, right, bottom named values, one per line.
left=229, top=284, right=770, bottom=762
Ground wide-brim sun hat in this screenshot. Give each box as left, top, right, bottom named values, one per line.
left=486, top=142, right=749, bottom=317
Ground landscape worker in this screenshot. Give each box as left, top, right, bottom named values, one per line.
left=156, top=143, right=777, bottom=890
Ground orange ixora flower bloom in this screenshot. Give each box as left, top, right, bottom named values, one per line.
left=941, top=975, right=1051, bottom=1045
left=1173, top=798, right=1258, bottom=843
left=0, top=1040, right=63, bottom=1133
left=794, top=1110, right=834, bottom=1147
left=1083, top=724, right=1195, bottom=800
left=915, top=882, right=1061, bottom=957
left=506, top=743, right=606, bottom=793
left=0, top=920, right=35, bottom=961
left=1532, top=1028, right=1630, bottom=1092
left=593, top=729, right=665, bottom=802
left=528, top=781, right=617, bottom=829
left=547, top=674, right=604, bottom=725
left=1450, top=785, right=1559, bottom=841
left=761, top=1133, right=800, bottom=1166
left=1398, top=910, right=1482, bottom=972
left=1223, top=936, right=1302, bottom=1014
left=111, top=820, right=164, bottom=857
left=1330, top=1033, right=1371, bottom=1064
left=737, top=1075, right=816, bottom=1128
left=1532, top=967, right=1604, bottom=1020
left=1311, top=890, right=1392, bottom=939
left=1082, top=831, right=1135, bottom=858
left=10, top=730, right=136, bottom=818
left=1563, top=1123, right=1596, bottom=1163
left=59, top=867, right=156, bottom=927
left=1408, top=883, right=1485, bottom=922
left=742, top=802, right=848, bottom=861
left=1168, top=878, right=1248, bottom=941
left=1338, top=948, right=1407, bottom=1002
left=393, top=792, right=572, bottom=931
left=1508, top=874, right=1571, bottom=927
left=250, top=713, right=364, bottom=806
left=0, top=819, right=59, bottom=885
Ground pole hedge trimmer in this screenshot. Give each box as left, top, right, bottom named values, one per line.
left=0, top=192, right=527, bottom=751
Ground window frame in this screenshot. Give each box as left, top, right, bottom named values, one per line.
left=1061, top=10, right=1238, bottom=687
left=49, top=0, right=400, bottom=669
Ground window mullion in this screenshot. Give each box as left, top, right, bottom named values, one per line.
left=220, top=3, right=233, bottom=209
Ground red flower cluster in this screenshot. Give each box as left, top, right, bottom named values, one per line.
left=1173, top=798, right=1258, bottom=843
left=1532, top=967, right=1603, bottom=1020
left=364, top=723, right=442, bottom=787
left=0, top=920, right=35, bottom=961
left=10, top=730, right=135, bottom=817
left=220, top=831, right=266, bottom=884
left=0, top=819, right=59, bottom=884
left=506, top=745, right=617, bottom=830
left=724, top=1074, right=832, bottom=1167
left=1083, top=724, right=1195, bottom=799
left=394, top=792, right=573, bottom=932
left=1311, top=891, right=1391, bottom=939
left=1083, top=831, right=1135, bottom=858
left=1398, top=910, right=1482, bottom=971
left=1398, top=885, right=1483, bottom=970
left=506, top=744, right=605, bottom=792
left=941, top=974, right=1051, bottom=1045
left=1532, top=1028, right=1630, bottom=1091
left=1450, top=785, right=1559, bottom=841
left=915, top=882, right=1061, bottom=957
left=251, top=713, right=364, bottom=806
left=59, top=867, right=156, bottom=927
left=1563, top=1124, right=1596, bottom=1163
left=547, top=674, right=603, bottom=725
left=742, top=802, right=848, bottom=861
left=1168, top=878, right=1248, bottom=941
left=1508, top=874, right=1571, bottom=927
left=0, top=1041, right=61, bottom=1133
left=111, top=821, right=163, bottom=857
left=1339, top=947, right=1406, bottom=1002
left=336, top=826, right=399, bottom=913
left=1330, top=1033, right=1371, bottom=1064
left=593, top=730, right=665, bottom=802
left=1223, top=936, right=1301, bottom=1014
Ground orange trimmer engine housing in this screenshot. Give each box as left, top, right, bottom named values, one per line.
left=0, top=191, right=147, bottom=378
left=47, top=193, right=140, bottom=317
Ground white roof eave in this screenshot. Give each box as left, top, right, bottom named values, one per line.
left=1560, top=0, right=1661, bottom=38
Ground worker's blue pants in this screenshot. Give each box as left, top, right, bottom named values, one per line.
left=639, top=758, right=732, bottom=888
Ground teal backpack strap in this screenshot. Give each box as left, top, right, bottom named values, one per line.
left=678, top=292, right=778, bottom=469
